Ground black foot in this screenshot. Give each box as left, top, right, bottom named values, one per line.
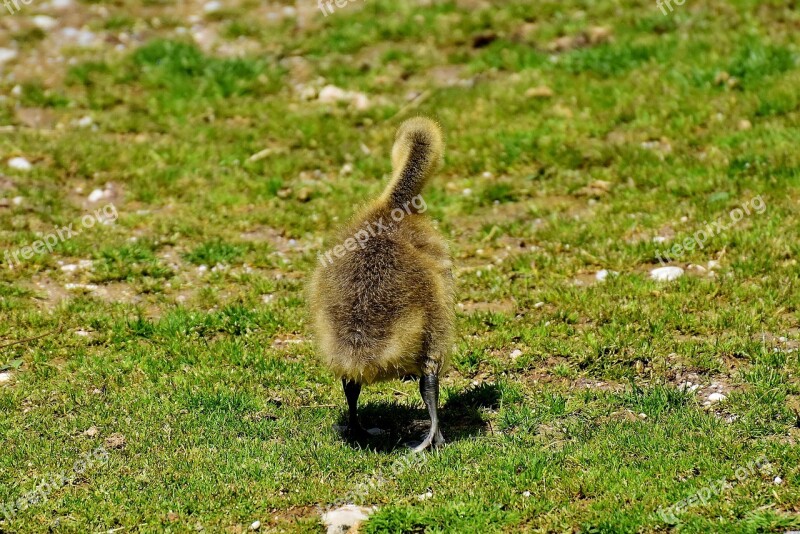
left=412, top=373, right=444, bottom=452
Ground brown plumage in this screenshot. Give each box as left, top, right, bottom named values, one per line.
left=309, top=117, right=454, bottom=451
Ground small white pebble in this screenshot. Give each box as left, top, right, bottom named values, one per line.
left=510, top=349, right=523, bottom=359
left=8, top=157, right=32, bottom=171
left=65, top=283, right=98, bottom=291
left=774, top=476, right=783, bottom=485
left=0, top=371, right=12, bottom=383
left=12, top=196, right=23, bottom=206
left=779, top=336, right=787, bottom=343
left=197, top=265, right=208, bottom=273
left=595, top=269, right=617, bottom=281
left=0, top=48, right=17, bottom=65
left=482, top=171, right=493, bottom=179
left=417, top=491, right=433, bottom=501
left=76, top=116, right=94, bottom=128
left=203, top=0, right=221, bottom=12
left=534, top=302, right=544, bottom=308
left=87, top=188, right=105, bottom=202
left=32, top=15, right=58, bottom=30
left=650, top=266, right=683, bottom=281
left=707, top=260, right=721, bottom=270
left=249, top=520, right=261, bottom=531
left=707, top=392, right=727, bottom=403
left=680, top=216, right=689, bottom=222
left=522, top=491, right=531, bottom=498
left=462, top=188, right=472, bottom=196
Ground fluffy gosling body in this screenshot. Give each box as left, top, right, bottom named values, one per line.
left=309, top=117, right=454, bottom=451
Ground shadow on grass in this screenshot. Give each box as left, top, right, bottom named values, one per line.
left=335, top=382, right=499, bottom=452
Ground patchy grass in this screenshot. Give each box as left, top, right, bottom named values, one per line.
left=1, top=0, right=800, bottom=532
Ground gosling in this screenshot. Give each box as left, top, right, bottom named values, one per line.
left=309, top=117, right=454, bottom=452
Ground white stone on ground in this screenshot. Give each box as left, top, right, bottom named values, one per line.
left=8, top=157, right=32, bottom=171
left=75, top=116, right=94, bottom=128
left=707, top=392, right=727, bottom=403
left=321, top=505, right=375, bottom=534
left=318, top=85, right=370, bottom=110
left=65, top=283, right=98, bottom=291
left=32, top=15, right=58, bottom=30
left=0, top=371, right=12, bottom=384
left=596, top=269, right=618, bottom=281
left=87, top=188, right=110, bottom=202
left=203, top=0, right=222, bottom=12
left=248, top=519, right=261, bottom=531
left=510, top=349, right=523, bottom=359
left=650, top=266, right=683, bottom=281
left=0, top=48, right=17, bottom=64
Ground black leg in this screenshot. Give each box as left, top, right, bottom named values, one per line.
left=412, top=373, right=445, bottom=452
left=342, top=379, right=369, bottom=440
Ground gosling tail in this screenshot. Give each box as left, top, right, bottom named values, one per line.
left=380, top=117, right=445, bottom=210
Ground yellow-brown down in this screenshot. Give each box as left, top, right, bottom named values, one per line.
left=309, top=117, right=454, bottom=384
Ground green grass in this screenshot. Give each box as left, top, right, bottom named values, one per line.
left=2, top=0, right=800, bottom=532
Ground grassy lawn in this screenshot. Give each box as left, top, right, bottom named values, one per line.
left=2, top=0, right=800, bottom=532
